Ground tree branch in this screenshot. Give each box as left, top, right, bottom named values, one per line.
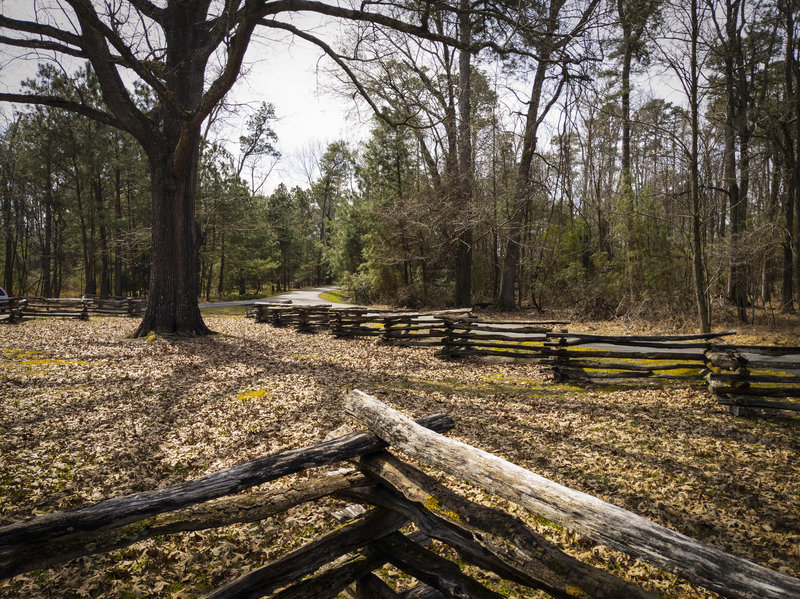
left=65, top=0, right=177, bottom=112
left=0, top=14, right=83, bottom=48
left=0, top=36, right=87, bottom=60
left=128, top=0, right=166, bottom=24
left=0, top=92, right=122, bottom=129
left=194, top=5, right=261, bottom=127
left=258, top=19, right=386, bottom=118
left=258, top=0, right=533, bottom=57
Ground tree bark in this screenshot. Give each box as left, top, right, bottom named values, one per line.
left=352, top=452, right=658, bottom=598
left=2, top=185, right=14, bottom=295
left=345, top=391, right=800, bottom=599
left=42, top=166, right=53, bottom=297
left=113, top=159, right=123, bottom=297
left=4, top=470, right=365, bottom=577
left=134, top=154, right=209, bottom=335
left=453, top=0, right=473, bottom=308
left=205, top=509, right=407, bottom=599
left=498, top=3, right=562, bottom=309
left=346, top=573, right=404, bottom=599
left=690, top=0, right=710, bottom=332
left=0, top=413, right=453, bottom=580
left=374, top=532, right=503, bottom=599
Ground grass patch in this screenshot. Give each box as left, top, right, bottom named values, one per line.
left=199, top=305, right=247, bottom=316
left=367, top=373, right=584, bottom=399
left=319, top=289, right=353, bottom=304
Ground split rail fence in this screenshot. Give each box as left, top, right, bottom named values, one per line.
left=705, top=345, right=800, bottom=414
left=1, top=391, right=797, bottom=598
left=246, top=304, right=800, bottom=414
left=0, top=295, right=145, bottom=321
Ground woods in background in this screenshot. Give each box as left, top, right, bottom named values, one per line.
left=1, top=0, right=799, bottom=330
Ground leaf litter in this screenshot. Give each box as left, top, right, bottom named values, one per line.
left=0, top=316, right=798, bottom=597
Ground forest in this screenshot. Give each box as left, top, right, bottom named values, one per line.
left=1, top=0, right=798, bottom=334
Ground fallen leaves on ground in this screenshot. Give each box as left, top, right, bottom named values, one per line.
left=0, top=316, right=798, bottom=598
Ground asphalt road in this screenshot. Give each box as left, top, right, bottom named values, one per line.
left=199, top=286, right=354, bottom=309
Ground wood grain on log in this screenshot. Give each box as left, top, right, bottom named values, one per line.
left=205, top=508, right=406, bottom=599
left=0, top=414, right=453, bottom=580
left=267, top=552, right=384, bottom=599
left=2, top=470, right=366, bottom=577
left=373, top=532, right=504, bottom=599
left=715, top=396, right=800, bottom=412
left=354, top=452, right=657, bottom=599
left=402, top=585, right=447, bottom=598
left=344, top=390, right=800, bottom=599
left=707, top=383, right=800, bottom=398
left=546, top=348, right=707, bottom=360
left=342, top=482, right=566, bottom=597
left=552, top=360, right=700, bottom=372
left=345, top=572, right=404, bottom=598
left=546, top=331, right=736, bottom=342
left=267, top=530, right=430, bottom=599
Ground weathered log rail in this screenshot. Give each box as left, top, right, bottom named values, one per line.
left=8, top=296, right=146, bottom=320
left=542, top=331, right=736, bottom=386
left=250, top=304, right=475, bottom=340
left=704, top=345, right=800, bottom=415
left=246, top=305, right=800, bottom=412
left=3, top=392, right=798, bottom=598
left=0, top=296, right=26, bottom=323
left=439, top=318, right=569, bottom=360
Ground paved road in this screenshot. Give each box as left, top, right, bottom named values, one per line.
left=199, top=286, right=354, bottom=309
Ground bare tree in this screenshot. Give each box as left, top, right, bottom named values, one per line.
left=497, top=0, right=601, bottom=309
left=0, top=0, right=466, bottom=335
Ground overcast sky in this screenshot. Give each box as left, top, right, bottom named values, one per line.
left=222, top=23, right=371, bottom=192
left=0, top=2, right=369, bottom=193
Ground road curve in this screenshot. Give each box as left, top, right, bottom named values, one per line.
left=199, top=286, right=354, bottom=309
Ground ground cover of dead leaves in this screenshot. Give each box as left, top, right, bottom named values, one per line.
left=0, top=315, right=798, bottom=598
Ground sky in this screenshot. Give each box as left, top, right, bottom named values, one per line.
left=218, top=22, right=371, bottom=192
left=0, top=2, right=369, bottom=193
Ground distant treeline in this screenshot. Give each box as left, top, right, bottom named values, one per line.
left=2, top=0, right=799, bottom=330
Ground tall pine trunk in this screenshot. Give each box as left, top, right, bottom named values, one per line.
left=454, top=0, right=473, bottom=308
left=3, top=187, right=14, bottom=295
left=498, top=54, right=550, bottom=309
left=690, top=0, right=710, bottom=333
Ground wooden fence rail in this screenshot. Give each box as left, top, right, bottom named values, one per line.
left=251, top=304, right=476, bottom=341
left=439, top=318, right=569, bottom=360
left=0, top=297, right=26, bottom=323
left=542, top=331, right=736, bottom=385
left=704, top=346, right=800, bottom=414
left=0, top=296, right=146, bottom=321
left=2, top=391, right=797, bottom=598
left=247, top=306, right=800, bottom=413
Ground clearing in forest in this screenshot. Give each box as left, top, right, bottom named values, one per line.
left=0, top=317, right=798, bottom=598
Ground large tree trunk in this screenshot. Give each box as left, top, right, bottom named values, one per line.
left=133, top=3, right=214, bottom=336
left=134, top=152, right=209, bottom=336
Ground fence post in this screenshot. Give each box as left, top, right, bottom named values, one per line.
left=438, top=319, right=456, bottom=359
left=79, top=298, right=89, bottom=321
